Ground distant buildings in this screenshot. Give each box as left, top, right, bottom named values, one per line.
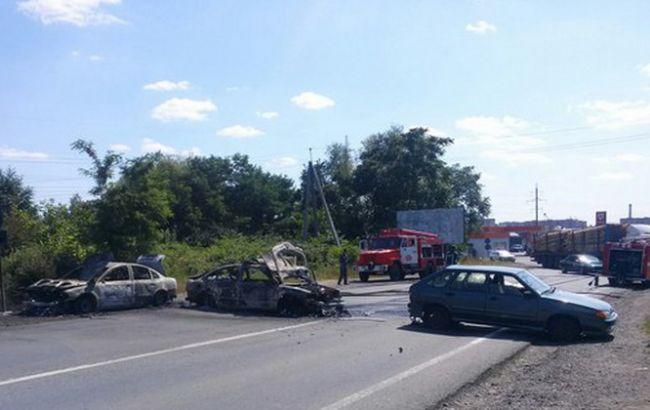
left=620, top=217, right=650, bottom=225
left=497, top=219, right=587, bottom=232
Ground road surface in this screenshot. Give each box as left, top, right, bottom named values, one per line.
left=0, top=259, right=627, bottom=409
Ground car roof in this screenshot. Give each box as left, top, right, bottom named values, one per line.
left=445, top=265, right=526, bottom=275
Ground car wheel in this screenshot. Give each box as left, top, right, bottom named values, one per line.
left=152, top=291, right=168, bottom=307
left=548, top=316, right=581, bottom=343
left=608, top=278, right=620, bottom=287
left=278, top=297, right=305, bottom=317
left=389, top=264, right=401, bottom=281
left=422, top=305, right=451, bottom=330
left=561, top=266, right=568, bottom=274
left=359, top=272, right=369, bottom=282
left=75, top=295, right=97, bottom=314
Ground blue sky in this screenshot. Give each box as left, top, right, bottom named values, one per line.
left=1, top=0, right=650, bottom=224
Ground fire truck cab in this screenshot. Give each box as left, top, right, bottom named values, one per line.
left=356, top=228, right=445, bottom=282
left=603, top=239, right=650, bottom=286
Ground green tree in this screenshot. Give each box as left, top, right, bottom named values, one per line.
left=71, top=139, right=122, bottom=196
left=0, top=168, right=34, bottom=216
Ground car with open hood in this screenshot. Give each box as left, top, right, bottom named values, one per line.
left=186, top=242, right=341, bottom=316
left=24, top=254, right=177, bottom=314
left=408, top=265, right=617, bottom=342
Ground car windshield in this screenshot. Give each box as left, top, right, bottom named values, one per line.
left=63, top=265, right=108, bottom=282
left=517, top=270, right=552, bottom=294
left=578, top=255, right=600, bottom=263
left=368, top=237, right=400, bottom=250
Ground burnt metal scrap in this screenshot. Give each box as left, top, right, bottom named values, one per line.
left=186, top=242, right=344, bottom=317
left=24, top=254, right=177, bottom=315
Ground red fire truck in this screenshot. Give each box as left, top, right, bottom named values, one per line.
left=356, top=228, right=446, bottom=282
left=603, top=238, right=650, bottom=286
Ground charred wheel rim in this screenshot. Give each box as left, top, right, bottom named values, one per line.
left=152, top=291, right=168, bottom=307
left=76, top=295, right=96, bottom=314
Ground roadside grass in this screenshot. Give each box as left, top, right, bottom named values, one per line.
left=643, top=316, right=650, bottom=338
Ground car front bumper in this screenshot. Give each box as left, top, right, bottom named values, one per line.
left=357, top=264, right=389, bottom=274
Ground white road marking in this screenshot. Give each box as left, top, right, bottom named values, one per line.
left=0, top=320, right=320, bottom=388
left=321, top=328, right=506, bottom=410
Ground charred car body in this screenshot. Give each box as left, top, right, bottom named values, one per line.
left=186, top=242, right=341, bottom=316
left=25, top=254, right=177, bottom=314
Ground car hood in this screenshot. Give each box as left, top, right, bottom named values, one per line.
left=262, top=242, right=312, bottom=281
left=28, top=278, right=88, bottom=291
left=542, top=289, right=611, bottom=311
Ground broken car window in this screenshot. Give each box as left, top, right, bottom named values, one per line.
left=103, top=266, right=130, bottom=282
left=133, top=266, right=151, bottom=280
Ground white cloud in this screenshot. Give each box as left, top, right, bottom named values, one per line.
left=592, top=171, right=633, bottom=181
left=465, top=20, right=497, bottom=35
left=17, top=0, right=126, bottom=26
left=108, top=143, right=130, bottom=153
left=143, top=80, right=191, bottom=91
left=577, top=100, right=650, bottom=130
left=455, top=115, right=543, bottom=146
left=88, top=54, right=103, bottom=62
left=217, top=125, right=265, bottom=139
left=291, top=91, right=335, bottom=110
left=268, top=156, right=299, bottom=168
left=615, top=153, right=645, bottom=163
left=638, top=64, right=650, bottom=77
left=0, top=146, right=49, bottom=160
left=151, top=98, right=217, bottom=122
left=140, top=138, right=200, bottom=157
left=70, top=50, right=80, bottom=58
left=480, top=149, right=551, bottom=167
left=257, top=111, right=279, bottom=120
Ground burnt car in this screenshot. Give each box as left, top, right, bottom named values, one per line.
left=186, top=242, right=341, bottom=316
left=25, top=254, right=177, bottom=314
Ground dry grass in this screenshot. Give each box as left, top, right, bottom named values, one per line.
left=644, top=316, right=650, bottom=337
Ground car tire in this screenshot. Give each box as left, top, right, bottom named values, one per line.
left=75, top=295, right=97, bottom=314
left=422, top=305, right=451, bottom=330
left=608, top=278, right=620, bottom=287
left=278, top=297, right=305, bottom=318
left=548, top=316, right=581, bottom=343
left=152, top=290, right=168, bottom=307
left=359, top=272, right=370, bottom=282
left=389, top=264, right=402, bottom=281
left=561, top=267, right=568, bottom=274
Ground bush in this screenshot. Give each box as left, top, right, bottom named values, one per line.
left=3, top=244, right=57, bottom=305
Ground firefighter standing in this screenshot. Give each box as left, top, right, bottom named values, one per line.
left=338, top=250, right=349, bottom=285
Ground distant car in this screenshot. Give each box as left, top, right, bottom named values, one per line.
left=408, top=265, right=617, bottom=342
left=559, top=254, right=603, bottom=274
left=510, top=244, right=525, bottom=254
left=186, top=242, right=341, bottom=316
left=25, top=254, right=177, bottom=314
left=489, top=250, right=516, bottom=262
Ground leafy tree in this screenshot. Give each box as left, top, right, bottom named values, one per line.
left=0, top=168, right=34, bottom=216
left=71, top=139, right=122, bottom=196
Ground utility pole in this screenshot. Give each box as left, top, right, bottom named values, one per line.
left=0, top=211, right=6, bottom=312
left=301, top=147, right=341, bottom=246
left=535, top=184, right=539, bottom=228
left=312, top=162, right=341, bottom=247
left=628, top=203, right=633, bottom=219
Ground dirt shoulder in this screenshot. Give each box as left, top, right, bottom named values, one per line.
left=434, top=289, right=650, bottom=410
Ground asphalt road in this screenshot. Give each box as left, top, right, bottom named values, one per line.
left=0, top=258, right=628, bottom=410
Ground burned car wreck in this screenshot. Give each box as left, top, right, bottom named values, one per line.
left=24, top=254, right=177, bottom=314
left=186, top=242, right=342, bottom=316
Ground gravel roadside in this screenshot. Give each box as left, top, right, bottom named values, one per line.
left=433, top=288, right=650, bottom=409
